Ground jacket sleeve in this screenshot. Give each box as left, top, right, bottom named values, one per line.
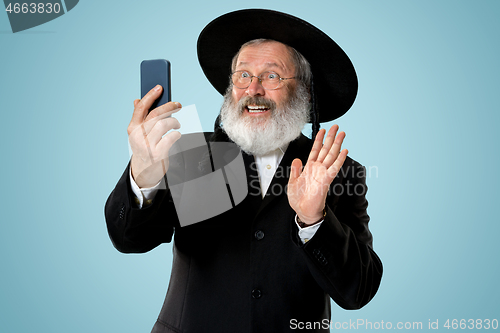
left=292, top=158, right=383, bottom=310
left=104, top=163, right=178, bottom=253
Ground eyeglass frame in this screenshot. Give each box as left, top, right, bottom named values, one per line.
left=230, top=70, right=296, bottom=90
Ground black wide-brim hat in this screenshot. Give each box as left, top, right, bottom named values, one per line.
left=197, top=9, right=358, bottom=123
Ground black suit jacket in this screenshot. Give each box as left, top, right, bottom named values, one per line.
left=105, top=133, right=382, bottom=333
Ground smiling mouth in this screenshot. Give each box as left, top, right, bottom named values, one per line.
left=245, top=105, right=270, bottom=113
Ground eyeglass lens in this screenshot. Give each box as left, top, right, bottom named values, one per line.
left=232, top=71, right=281, bottom=89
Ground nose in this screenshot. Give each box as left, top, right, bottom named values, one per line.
left=245, top=76, right=265, bottom=97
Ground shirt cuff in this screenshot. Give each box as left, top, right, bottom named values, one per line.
left=129, top=168, right=161, bottom=208
left=295, top=215, right=323, bottom=244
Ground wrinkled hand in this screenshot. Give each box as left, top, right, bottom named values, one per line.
left=128, top=85, right=182, bottom=188
left=287, top=125, right=348, bottom=225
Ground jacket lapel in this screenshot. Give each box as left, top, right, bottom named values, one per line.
left=241, top=151, right=264, bottom=214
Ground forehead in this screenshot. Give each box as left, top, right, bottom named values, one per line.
left=235, top=41, right=294, bottom=73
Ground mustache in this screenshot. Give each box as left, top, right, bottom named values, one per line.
left=236, top=96, right=277, bottom=113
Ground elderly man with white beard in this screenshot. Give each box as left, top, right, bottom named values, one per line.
left=105, top=9, right=382, bottom=333
left=220, top=38, right=312, bottom=157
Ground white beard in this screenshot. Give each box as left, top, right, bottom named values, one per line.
left=220, top=83, right=310, bottom=156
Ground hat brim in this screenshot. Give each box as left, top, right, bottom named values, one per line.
left=197, top=9, right=358, bottom=123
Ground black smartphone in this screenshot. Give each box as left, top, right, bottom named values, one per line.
left=140, top=59, right=171, bottom=112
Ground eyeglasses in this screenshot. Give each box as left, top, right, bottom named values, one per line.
left=230, top=71, right=296, bottom=90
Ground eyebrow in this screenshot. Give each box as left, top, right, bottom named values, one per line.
left=236, top=62, right=284, bottom=71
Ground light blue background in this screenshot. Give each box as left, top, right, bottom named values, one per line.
left=1, top=1, right=499, bottom=332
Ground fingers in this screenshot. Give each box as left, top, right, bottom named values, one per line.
left=140, top=102, right=182, bottom=135
left=327, top=149, right=348, bottom=182
left=307, top=125, right=345, bottom=167
left=156, top=130, right=182, bottom=158
left=130, top=85, right=163, bottom=127
left=146, top=101, right=182, bottom=122
left=321, top=130, right=346, bottom=167
left=147, top=116, right=181, bottom=147
left=307, top=129, right=326, bottom=163
left=316, top=125, right=339, bottom=163
left=289, top=158, right=303, bottom=183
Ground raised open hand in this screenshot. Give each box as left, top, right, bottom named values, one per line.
left=287, top=125, right=348, bottom=225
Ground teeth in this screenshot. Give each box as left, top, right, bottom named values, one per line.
left=247, top=105, right=268, bottom=113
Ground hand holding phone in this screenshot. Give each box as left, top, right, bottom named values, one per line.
left=128, top=59, right=181, bottom=188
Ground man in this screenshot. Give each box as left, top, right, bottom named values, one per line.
left=105, top=9, right=382, bottom=333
